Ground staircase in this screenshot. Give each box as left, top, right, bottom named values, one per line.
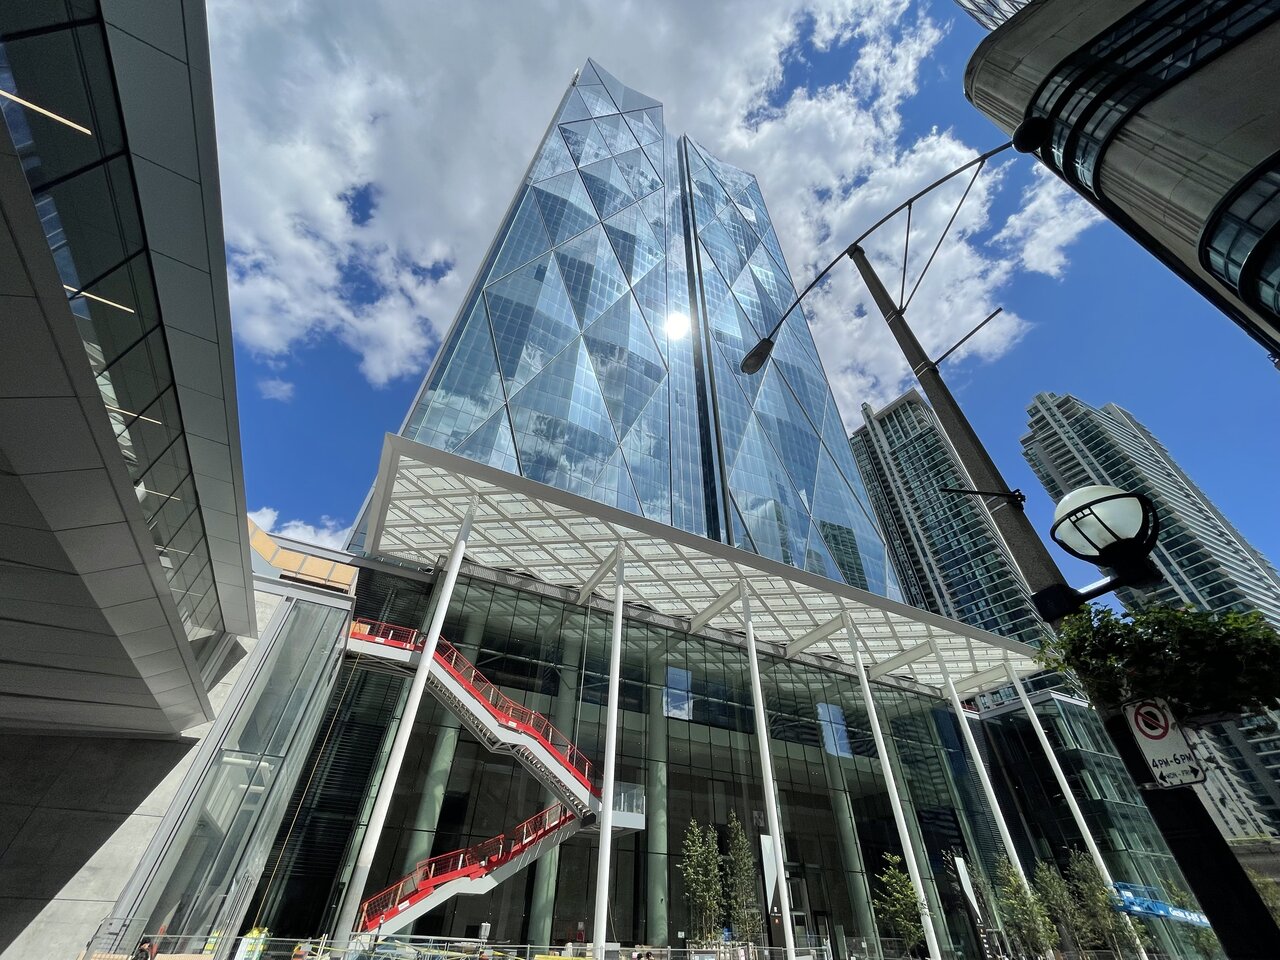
left=347, top=619, right=644, bottom=934
left=358, top=801, right=580, bottom=932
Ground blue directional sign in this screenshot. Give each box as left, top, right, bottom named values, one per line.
left=1114, top=883, right=1211, bottom=928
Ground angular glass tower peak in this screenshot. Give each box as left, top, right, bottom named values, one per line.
left=401, top=58, right=899, bottom=598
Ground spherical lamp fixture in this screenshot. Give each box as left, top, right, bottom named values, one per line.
left=1049, top=485, right=1160, bottom=582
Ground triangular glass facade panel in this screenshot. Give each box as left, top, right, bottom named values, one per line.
left=560, top=118, right=612, bottom=167
left=620, top=386, right=671, bottom=525
left=589, top=59, right=663, bottom=114
left=408, top=297, right=504, bottom=451
left=529, top=127, right=577, bottom=183
left=487, top=189, right=551, bottom=282
left=583, top=291, right=666, bottom=437
left=594, top=113, right=641, bottom=158
left=556, top=88, right=593, bottom=125
left=553, top=224, right=630, bottom=328
left=603, top=202, right=664, bottom=284
left=507, top=338, right=619, bottom=495
left=579, top=156, right=635, bottom=221
left=625, top=109, right=662, bottom=147
left=454, top=406, right=521, bottom=475
left=575, top=83, right=618, bottom=118
left=532, top=169, right=599, bottom=246
left=485, top=253, right=580, bottom=394
left=613, top=148, right=662, bottom=201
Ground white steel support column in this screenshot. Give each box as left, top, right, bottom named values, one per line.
left=592, top=546, right=626, bottom=960
left=742, top=581, right=797, bottom=960
left=850, top=619, right=942, bottom=960
left=335, top=506, right=474, bottom=947
left=1003, top=661, right=1149, bottom=960
left=931, top=641, right=1027, bottom=887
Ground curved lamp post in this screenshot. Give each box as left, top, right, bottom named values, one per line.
left=738, top=119, right=1162, bottom=623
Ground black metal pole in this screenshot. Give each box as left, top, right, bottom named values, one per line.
left=847, top=244, right=1072, bottom=612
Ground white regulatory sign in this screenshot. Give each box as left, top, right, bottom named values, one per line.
left=1123, top=697, right=1205, bottom=788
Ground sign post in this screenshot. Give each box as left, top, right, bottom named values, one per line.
left=1123, top=698, right=1205, bottom=788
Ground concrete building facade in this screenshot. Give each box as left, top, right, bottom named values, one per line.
left=964, top=0, right=1280, bottom=364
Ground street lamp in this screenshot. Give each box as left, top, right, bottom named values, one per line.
left=1028, top=485, right=1163, bottom=621
left=738, top=120, right=1162, bottom=624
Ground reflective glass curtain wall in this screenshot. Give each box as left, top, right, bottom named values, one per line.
left=400, top=59, right=898, bottom=599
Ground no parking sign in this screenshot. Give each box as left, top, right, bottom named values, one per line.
left=1123, top=697, right=1204, bottom=787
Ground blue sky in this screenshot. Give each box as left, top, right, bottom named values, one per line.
left=219, top=2, right=1277, bottom=590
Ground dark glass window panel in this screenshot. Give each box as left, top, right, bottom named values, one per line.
left=98, top=326, right=175, bottom=449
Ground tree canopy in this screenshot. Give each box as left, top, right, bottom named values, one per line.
left=1040, top=605, right=1280, bottom=717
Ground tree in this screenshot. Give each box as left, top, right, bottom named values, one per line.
left=1166, top=888, right=1221, bottom=960
left=679, top=819, right=723, bottom=945
left=1065, top=850, right=1145, bottom=959
left=992, top=856, right=1057, bottom=958
left=1041, top=605, right=1280, bottom=718
left=872, top=853, right=924, bottom=956
left=1033, top=860, right=1083, bottom=954
left=724, top=811, right=763, bottom=945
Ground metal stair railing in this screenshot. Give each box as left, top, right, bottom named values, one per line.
left=431, top=637, right=598, bottom=797
left=358, top=801, right=576, bottom=931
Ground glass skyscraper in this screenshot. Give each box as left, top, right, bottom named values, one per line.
left=850, top=390, right=1048, bottom=648
left=397, top=59, right=897, bottom=598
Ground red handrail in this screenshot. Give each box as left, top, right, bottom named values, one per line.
left=350, top=618, right=423, bottom=651
left=433, top=638, right=598, bottom=795
left=358, top=801, right=576, bottom=930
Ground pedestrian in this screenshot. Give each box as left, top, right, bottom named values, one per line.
left=132, top=938, right=154, bottom=960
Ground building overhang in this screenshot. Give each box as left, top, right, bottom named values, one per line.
left=364, top=435, right=1041, bottom=692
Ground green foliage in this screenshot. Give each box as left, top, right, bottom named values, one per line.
left=1033, top=860, right=1083, bottom=952
left=993, top=856, right=1057, bottom=956
left=1040, top=605, right=1280, bottom=717
left=1247, top=867, right=1280, bottom=925
left=872, top=853, right=924, bottom=953
left=1166, top=888, right=1220, bottom=960
left=1065, top=850, right=1143, bottom=959
left=679, top=819, right=723, bottom=944
left=724, top=811, right=763, bottom=945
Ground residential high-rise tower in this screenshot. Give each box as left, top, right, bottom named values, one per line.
left=1022, top=392, right=1280, bottom=627
left=850, top=390, right=1048, bottom=647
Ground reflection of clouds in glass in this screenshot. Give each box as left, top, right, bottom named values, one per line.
left=818, top=702, right=853, bottom=758
left=663, top=665, right=693, bottom=720
left=665, top=312, right=690, bottom=339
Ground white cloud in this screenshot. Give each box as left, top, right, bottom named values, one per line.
left=249, top=506, right=351, bottom=550
left=994, top=164, right=1105, bottom=278
left=208, top=0, right=1100, bottom=419
left=257, top=377, right=295, bottom=401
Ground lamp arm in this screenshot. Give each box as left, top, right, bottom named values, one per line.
left=764, top=246, right=850, bottom=343
left=764, top=139, right=1015, bottom=343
